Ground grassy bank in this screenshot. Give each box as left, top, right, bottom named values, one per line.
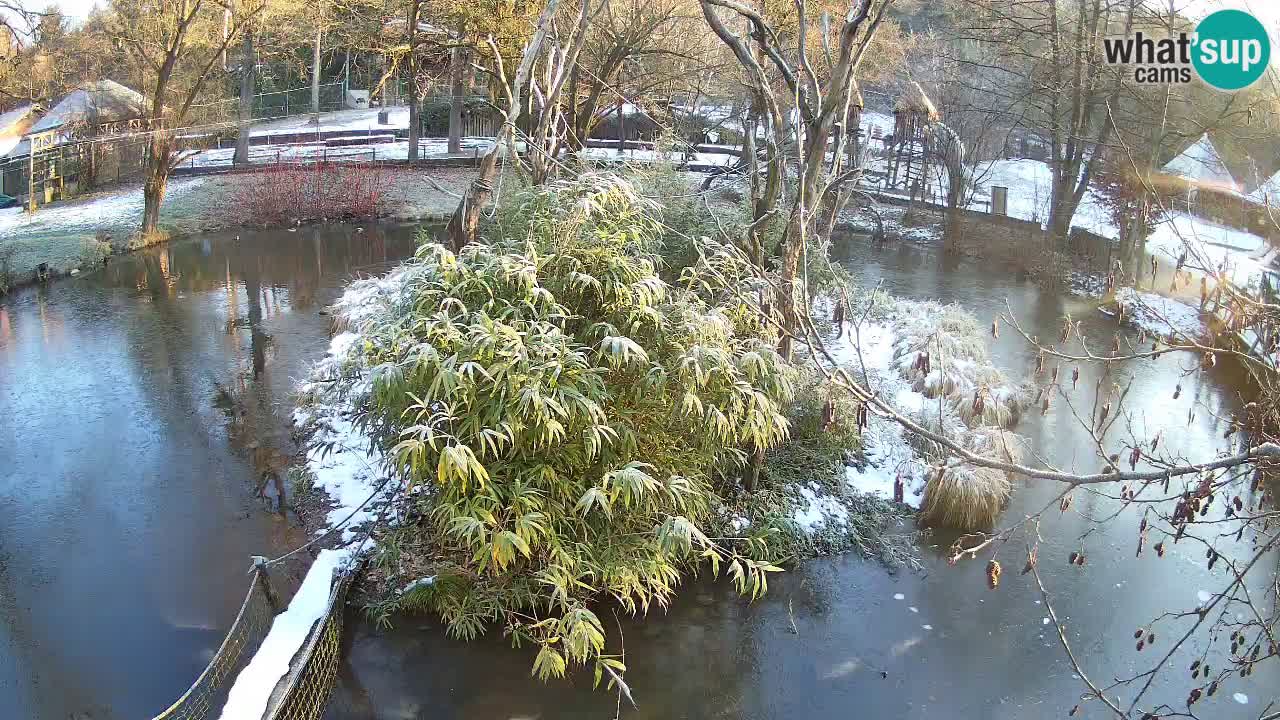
left=0, top=167, right=476, bottom=292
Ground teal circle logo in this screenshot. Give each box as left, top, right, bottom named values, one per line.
left=1193, top=9, right=1270, bottom=90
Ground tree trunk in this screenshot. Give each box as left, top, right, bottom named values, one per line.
left=235, top=27, right=255, bottom=165
left=615, top=99, right=625, bottom=154
left=408, top=92, right=420, bottom=160
left=1047, top=171, right=1077, bottom=239
left=406, top=0, right=421, bottom=161
left=142, top=132, right=172, bottom=236
left=448, top=39, right=465, bottom=154
left=311, top=22, right=322, bottom=120
left=777, top=214, right=804, bottom=360
left=446, top=141, right=501, bottom=251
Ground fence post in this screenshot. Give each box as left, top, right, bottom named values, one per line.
left=252, top=557, right=282, bottom=612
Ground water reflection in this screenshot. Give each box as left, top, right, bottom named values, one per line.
left=0, top=223, right=418, bottom=720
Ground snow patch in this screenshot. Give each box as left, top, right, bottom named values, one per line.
left=1234, top=693, right=1249, bottom=705
left=1114, top=288, right=1208, bottom=341
left=217, top=548, right=357, bottom=720
left=792, top=482, right=851, bottom=530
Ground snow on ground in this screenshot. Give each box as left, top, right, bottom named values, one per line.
left=829, top=318, right=929, bottom=511
left=961, top=159, right=1269, bottom=291
left=294, top=333, right=389, bottom=541
left=1145, top=212, right=1267, bottom=286
left=0, top=176, right=208, bottom=242
left=249, top=107, right=411, bottom=137
left=217, top=548, right=357, bottom=720
left=292, top=269, right=413, bottom=539
left=967, top=158, right=1118, bottom=237
left=861, top=111, right=895, bottom=140
left=811, top=296, right=1028, bottom=524
left=183, top=137, right=493, bottom=169
left=0, top=176, right=216, bottom=283
left=1114, top=287, right=1209, bottom=341
left=793, top=483, right=851, bottom=530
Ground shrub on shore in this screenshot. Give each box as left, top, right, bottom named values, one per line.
left=893, top=301, right=1027, bottom=429
left=354, top=174, right=797, bottom=682
left=230, top=163, right=387, bottom=227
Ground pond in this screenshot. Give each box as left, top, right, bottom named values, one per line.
left=0, top=225, right=1271, bottom=719
left=0, top=225, right=418, bottom=720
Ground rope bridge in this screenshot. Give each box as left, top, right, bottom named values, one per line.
left=150, top=563, right=353, bottom=720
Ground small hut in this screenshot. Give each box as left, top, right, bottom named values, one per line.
left=886, top=81, right=940, bottom=198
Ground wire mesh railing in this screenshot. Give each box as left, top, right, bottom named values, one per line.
left=150, top=569, right=277, bottom=720
left=148, top=561, right=356, bottom=720
left=264, top=570, right=356, bottom=720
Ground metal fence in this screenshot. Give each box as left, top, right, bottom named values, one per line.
left=149, top=563, right=355, bottom=720
left=0, top=136, right=148, bottom=206
left=253, top=83, right=347, bottom=121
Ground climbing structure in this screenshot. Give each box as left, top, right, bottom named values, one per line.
left=886, top=81, right=940, bottom=199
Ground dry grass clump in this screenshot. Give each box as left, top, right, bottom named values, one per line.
left=892, top=302, right=1026, bottom=429
left=919, top=461, right=1010, bottom=529
left=918, top=427, right=1023, bottom=530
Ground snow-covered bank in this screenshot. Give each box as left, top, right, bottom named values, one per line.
left=860, top=154, right=1269, bottom=287
left=967, top=158, right=1118, bottom=237
left=292, top=267, right=414, bottom=540
left=1113, top=287, right=1210, bottom=342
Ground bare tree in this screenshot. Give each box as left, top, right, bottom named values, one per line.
left=699, top=0, right=891, bottom=357
left=0, top=1, right=43, bottom=102
left=526, top=0, right=598, bottom=185
left=445, top=0, right=563, bottom=249
left=950, top=0, right=1133, bottom=238
left=234, top=19, right=255, bottom=164
left=109, top=0, right=259, bottom=235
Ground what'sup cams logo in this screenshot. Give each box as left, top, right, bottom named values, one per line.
left=1103, top=9, right=1270, bottom=90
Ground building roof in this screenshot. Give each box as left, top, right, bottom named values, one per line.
left=28, top=80, right=146, bottom=135
left=0, top=104, right=40, bottom=158
left=1160, top=133, right=1241, bottom=192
